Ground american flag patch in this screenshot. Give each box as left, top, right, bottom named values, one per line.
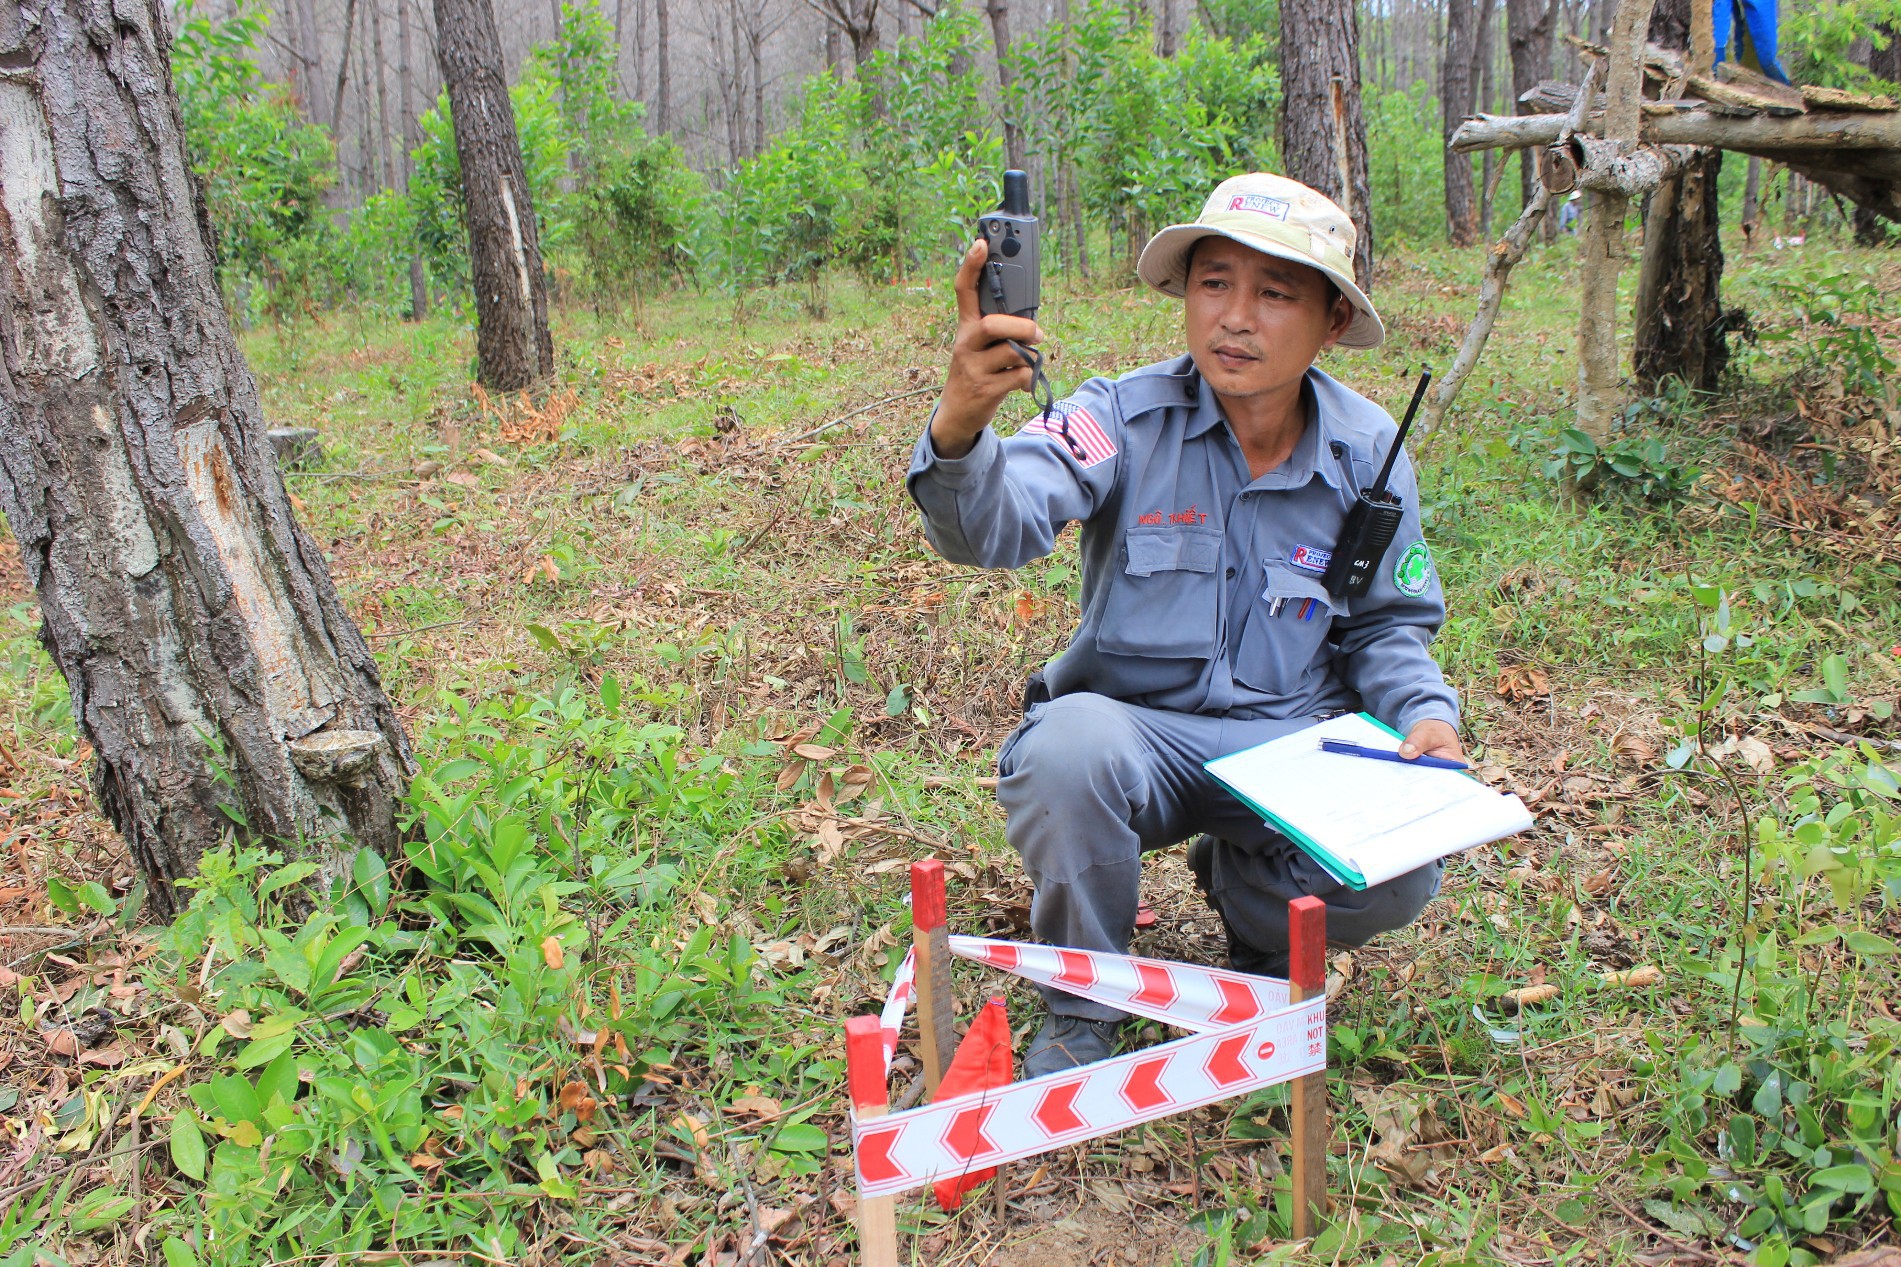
left=1022, top=400, right=1118, bottom=469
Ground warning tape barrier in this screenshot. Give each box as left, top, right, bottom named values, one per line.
left=853, top=938, right=1326, bottom=1200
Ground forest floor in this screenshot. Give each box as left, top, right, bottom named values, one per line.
left=1, top=233, right=1899, bottom=1267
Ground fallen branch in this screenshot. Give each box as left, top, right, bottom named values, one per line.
left=783, top=384, right=942, bottom=445
left=1451, top=107, right=1901, bottom=172
left=1419, top=186, right=1551, bottom=438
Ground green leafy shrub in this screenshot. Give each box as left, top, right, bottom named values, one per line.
left=170, top=0, right=335, bottom=318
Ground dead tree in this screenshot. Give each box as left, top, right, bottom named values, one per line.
left=434, top=0, right=556, bottom=389
left=1280, top=0, right=1374, bottom=289
left=1632, top=0, right=1727, bottom=394
left=1573, top=0, right=1657, bottom=449
left=0, top=0, right=414, bottom=917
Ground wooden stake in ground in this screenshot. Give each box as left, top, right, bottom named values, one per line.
left=1287, top=895, right=1329, bottom=1240
left=845, top=1016, right=899, bottom=1267
left=0, top=0, right=414, bottom=916
left=910, top=859, right=956, bottom=1095
left=1574, top=0, right=1660, bottom=452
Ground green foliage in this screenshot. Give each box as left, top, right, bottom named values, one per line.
left=1365, top=82, right=1448, bottom=247
left=1758, top=268, right=1900, bottom=404
left=1648, top=741, right=1901, bottom=1266
left=169, top=0, right=334, bottom=317
left=1545, top=428, right=1701, bottom=503
left=137, top=677, right=823, bottom=1261
left=1781, top=0, right=1901, bottom=88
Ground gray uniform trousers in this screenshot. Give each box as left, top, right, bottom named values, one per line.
left=997, top=691, right=1443, bottom=1022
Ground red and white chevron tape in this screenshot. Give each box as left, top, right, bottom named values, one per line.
left=852, top=939, right=1326, bottom=1199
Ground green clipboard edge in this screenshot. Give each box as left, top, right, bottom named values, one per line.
left=1201, top=711, right=1411, bottom=893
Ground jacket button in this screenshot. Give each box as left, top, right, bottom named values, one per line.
left=1225, top=567, right=1236, bottom=579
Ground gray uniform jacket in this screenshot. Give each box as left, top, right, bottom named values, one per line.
left=906, top=355, right=1460, bottom=735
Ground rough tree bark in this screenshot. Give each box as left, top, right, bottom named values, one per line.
left=1633, top=0, right=1727, bottom=393
left=1477, top=0, right=1499, bottom=236
left=398, top=0, right=430, bottom=319
left=369, top=0, right=395, bottom=191
left=656, top=0, right=671, bottom=131
left=1279, top=0, right=1374, bottom=290
left=0, top=0, right=414, bottom=917
left=328, top=0, right=361, bottom=138
left=1507, top=0, right=1558, bottom=220
left=1854, top=25, right=1898, bottom=245
left=1443, top=0, right=1481, bottom=245
left=1575, top=0, right=1658, bottom=449
left=986, top=0, right=1025, bottom=172
left=433, top=0, right=555, bottom=389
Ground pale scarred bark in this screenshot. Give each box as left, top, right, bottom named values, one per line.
left=0, top=0, right=412, bottom=916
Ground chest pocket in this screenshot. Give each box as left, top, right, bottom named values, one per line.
left=1095, top=525, right=1222, bottom=659
left=1234, top=563, right=1346, bottom=696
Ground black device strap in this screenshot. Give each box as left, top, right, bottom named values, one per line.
left=1007, top=338, right=1077, bottom=461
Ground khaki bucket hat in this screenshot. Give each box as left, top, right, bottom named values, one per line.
left=1136, top=172, right=1385, bottom=350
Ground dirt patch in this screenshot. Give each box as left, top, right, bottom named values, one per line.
left=967, top=1201, right=1211, bottom=1267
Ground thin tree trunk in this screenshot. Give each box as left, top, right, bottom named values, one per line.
left=433, top=0, right=556, bottom=388
left=0, top=0, right=414, bottom=917
left=1477, top=0, right=1499, bottom=235
left=656, top=0, right=671, bottom=131
left=986, top=0, right=1025, bottom=171
left=633, top=0, right=647, bottom=104
left=330, top=0, right=362, bottom=138
left=750, top=19, right=765, bottom=156
left=1740, top=154, right=1762, bottom=246
left=1279, top=0, right=1374, bottom=289
left=826, top=23, right=842, bottom=72
left=1575, top=0, right=1658, bottom=450
left=1443, top=0, right=1480, bottom=245
left=399, top=0, right=430, bottom=318
left=370, top=0, right=395, bottom=190
left=1157, top=0, right=1176, bottom=56
left=295, top=0, right=328, bottom=124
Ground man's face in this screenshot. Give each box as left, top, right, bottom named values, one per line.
left=1183, top=236, right=1353, bottom=402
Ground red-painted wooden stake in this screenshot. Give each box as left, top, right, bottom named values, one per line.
left=1286, top=895, right=1328, bottom=1239
left=844, top=1016, right=898, bottom=1266
left=910, top=859, right=956, bottom=1096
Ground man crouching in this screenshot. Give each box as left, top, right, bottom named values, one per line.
left=906, top=173, right=1463, bottom=1077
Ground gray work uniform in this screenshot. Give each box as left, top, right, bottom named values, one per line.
left=906, top=356, right=1460, bottom=1021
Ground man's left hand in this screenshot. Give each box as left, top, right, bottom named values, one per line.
left=1399, top=720, right=1462, bottom=763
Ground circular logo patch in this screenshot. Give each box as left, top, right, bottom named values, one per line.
left=1393, top=542, right=1435, bottom=597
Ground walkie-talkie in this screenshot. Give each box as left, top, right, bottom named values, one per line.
left=1320, top=370, right=1432, bottom=602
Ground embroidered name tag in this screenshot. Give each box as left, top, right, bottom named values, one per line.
left=1288, top=544, right=1332, bottom=574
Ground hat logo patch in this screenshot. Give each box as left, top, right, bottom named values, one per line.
left=1227, top=194, right=1290, bottom=221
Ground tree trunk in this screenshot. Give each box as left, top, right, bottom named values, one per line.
left=294, top=0, right=328, bottom=124
left=329, top=0, right=361, bottom=138
left=656, top=0, right=671, bottom=131
left=1508, top=0, right=1558, bottom=233
left=434, top=0, right=555, bottom=389
left=986, top=0, right=1024, bottom=171
left=1157, top=0, right=1177, bottom=57
left=399, top=0, right=430, bottom=319
left=0, top=0, right=414, bottom=918
left=1740, top=154, right=1761, bottom=246
left=1631, top=0, right=1726, bottom=394
left=1279, top=0, right=1374, bottom=290
left=826, top=22, right=842, bottom=72
left=1477, top=0, right=1499, bottom=236
left=1443, top=0, right=1480, bottom=245
left=749, top=19, right=764, bottom=157
left=1855, top=26, right=1898, bottom=244
left=1575, top=0, right=1658, bottom=450
left=1633, top=150, right=1726, bottom=390
left=370, top=0, right=396, bottom=190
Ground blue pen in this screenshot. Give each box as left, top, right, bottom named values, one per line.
left=1319, top=739, right=1469, bottom=771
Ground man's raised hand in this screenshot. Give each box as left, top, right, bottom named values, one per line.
left=931, top=238, right=1046, bottom=460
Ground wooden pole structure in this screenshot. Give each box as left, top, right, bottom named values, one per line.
left=1287, top=895, right=1329, bottom=1240
left=910, top=859, right=956, bottom=1096
left=845, top=1016, right=900, bottom=1267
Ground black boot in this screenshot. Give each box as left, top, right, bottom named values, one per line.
left=1024, top=1014, right=1121, bottom=1078
left=1187, top=835, right=1291, bottom=979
